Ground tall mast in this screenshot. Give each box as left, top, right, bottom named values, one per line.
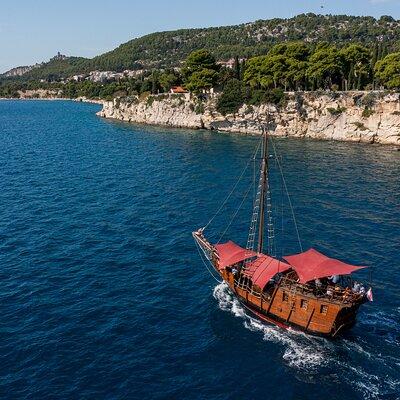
left=257, top=126, right=268, bottom=254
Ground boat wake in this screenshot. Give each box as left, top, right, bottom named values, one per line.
left=213, top=282, right=400, bottom=399
left=213, top=282, right=330, bottom=370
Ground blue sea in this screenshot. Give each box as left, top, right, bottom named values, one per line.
left=0, top=100, right=399, bottom=400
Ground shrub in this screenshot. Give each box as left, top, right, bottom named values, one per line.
left=352, top=121, right=367, bottom=130
left=264, top=88, right=286, bottom=106
left=362, top=107, right=375, bottom=118
left=194, top=102, right=205, bottom=114
left=244, top=105, right=254, bottom=114
left=248, top=88, right=286, bottom=106
left=331, top=84, right=339, bottom=91
left=361, top=92, right=377, bottom=108
left=327, top=106, right=347, bottom=115
left=146, top=96, right=155, bottom=107
left=139, top=91, right=151, bottom=101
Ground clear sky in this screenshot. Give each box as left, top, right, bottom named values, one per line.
left=2, top=0, right=400, bottom=73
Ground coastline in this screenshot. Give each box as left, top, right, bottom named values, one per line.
left=2, top=92, right=400, bottom=146
left=0, top=96, right=103, bottom=105
left=97, top=91, right=400, bottom=146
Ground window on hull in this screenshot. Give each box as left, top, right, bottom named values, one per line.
left=320, top=304, right=328, bottom=314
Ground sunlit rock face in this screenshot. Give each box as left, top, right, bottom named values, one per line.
left=98, top=92, right=400, bottom=146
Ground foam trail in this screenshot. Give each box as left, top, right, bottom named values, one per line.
left=213, top=283, right=329, bottom=369
left=212, top=283, right=400, bottom=399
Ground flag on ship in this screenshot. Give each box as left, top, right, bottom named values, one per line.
left=366, top=287, right=373, bottom=302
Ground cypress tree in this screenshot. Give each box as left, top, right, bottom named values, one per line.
left=377, top=43, right=382, bottom=60
left=381, top=44, right=388, bottom=59
left=151, top=71, right=157, bottom=94
left=240, top=59, right=246, bottom=81
left=371, top=42, right=378, bottom=67
left=357, top=73, right=362, bottom=90
left=234, top=56, right=241, bottom=80
left=348, top=64, right=354, bottom=90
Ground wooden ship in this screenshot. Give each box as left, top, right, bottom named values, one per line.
left=193, top=127, right=372, bottom=338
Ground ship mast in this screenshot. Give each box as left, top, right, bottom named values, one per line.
left=257, top=126, right=268, bottom=254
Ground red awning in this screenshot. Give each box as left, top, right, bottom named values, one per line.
left=244, top=255, right=291, bottom=289
left=214, top=241, right=257, bottom=270
left=283, top=248, right=366, bottom=284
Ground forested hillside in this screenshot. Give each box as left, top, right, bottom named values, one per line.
left=87, top=13, right=400, bottom=71
left=3, top=13, right=400, bottom=81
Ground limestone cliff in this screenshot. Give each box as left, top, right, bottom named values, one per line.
left=97, top=92, right=400, bottom=145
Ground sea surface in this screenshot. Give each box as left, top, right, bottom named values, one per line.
left=0, top=100, right=399, bottom=400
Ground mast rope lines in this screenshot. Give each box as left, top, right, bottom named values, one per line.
left=202, top=138, right=262, bottom=232
left=269, top=136, right=303, bottom=253
left=217, top=179, right=254, bottom=244
left=194, top=236, right=222, bottom=283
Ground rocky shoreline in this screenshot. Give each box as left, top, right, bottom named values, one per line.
left=97, top=91, right=400, bottom=146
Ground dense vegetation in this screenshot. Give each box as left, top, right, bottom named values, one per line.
left=2, top=13, right=400, bottom=81
left=2, top=13, right=400, bottom=112
left=2, top=42, right=400, bottom=110
left=60, top=13, right=400, bottom=72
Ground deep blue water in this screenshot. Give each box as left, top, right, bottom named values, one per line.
left=0, top=100, right=399, bottom=400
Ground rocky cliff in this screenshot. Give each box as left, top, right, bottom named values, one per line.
left=97, top=92, right=400, bottom=145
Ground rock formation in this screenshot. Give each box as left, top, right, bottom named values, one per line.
left=98, top=91, right=400, bottom=145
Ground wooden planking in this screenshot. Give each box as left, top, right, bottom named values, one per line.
left=220, top=269, right=358, bottom=337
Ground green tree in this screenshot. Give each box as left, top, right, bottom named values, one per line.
left=185, top=69, right=219, bottom=93
left=217, top=79, right=244, bottom=115
left=183, top=50, right=220, bottom=92
left=374, top=52, right=400, bottom=88
left=340, top=44, right=370, bottom=90
left=306, top=45, right=344, bottom=89
left=182, top=49, right=219, bottom=78
left=159, top=71, right=180, bottom=92
left=268, top=42, right=310, bottom=61
left=234, top=56, right=241, bottom=80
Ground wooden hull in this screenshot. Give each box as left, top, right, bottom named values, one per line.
left=222, top=269, right=363, bottom=338
left=191, top=231, right=365, bottom=338
left=238, top=294, right=357, bottom=337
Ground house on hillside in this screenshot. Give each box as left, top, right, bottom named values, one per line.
left=170, top=86, right=188, bottom=94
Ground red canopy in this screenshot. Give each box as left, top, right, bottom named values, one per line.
left=283, top=248, right=366, bottom=284
left=244, top=255, right=291, bottom=289
left=214, top=241, right=257, bottom=270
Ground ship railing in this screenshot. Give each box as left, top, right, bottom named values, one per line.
left=278, top=276, right=362, bottom=305
left=234, top=277, right=265, bottom=299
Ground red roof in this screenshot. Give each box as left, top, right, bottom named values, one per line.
left=283, top=248, right=366, bottom=284
left=244, top=255, right=291, bottom=289
left=214, top=241, right=257, bottom=270
left=171, top=86, right=187, bottom=93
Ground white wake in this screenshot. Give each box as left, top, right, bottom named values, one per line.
left=212, top=282, right=400, bottom=399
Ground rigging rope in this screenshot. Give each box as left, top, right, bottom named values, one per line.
left=217, top=179, right=254, bottom=244
left=270, top=136, right=303, bottom=253
left=203, top=138, right=262, bottom=232
left=194, top=238, right=222, bottom=283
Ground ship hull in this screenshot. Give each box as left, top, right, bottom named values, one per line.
left=223, top=271, right=363, bottom=338
left=237, top=294, right=357, bottom=338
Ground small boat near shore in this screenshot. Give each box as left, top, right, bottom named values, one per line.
left=193, top=125, right=373, bottom=337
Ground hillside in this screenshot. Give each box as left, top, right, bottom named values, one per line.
left=3, top=13, right=400, bottom=81
left=88, top=13, right=400, bottom=71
